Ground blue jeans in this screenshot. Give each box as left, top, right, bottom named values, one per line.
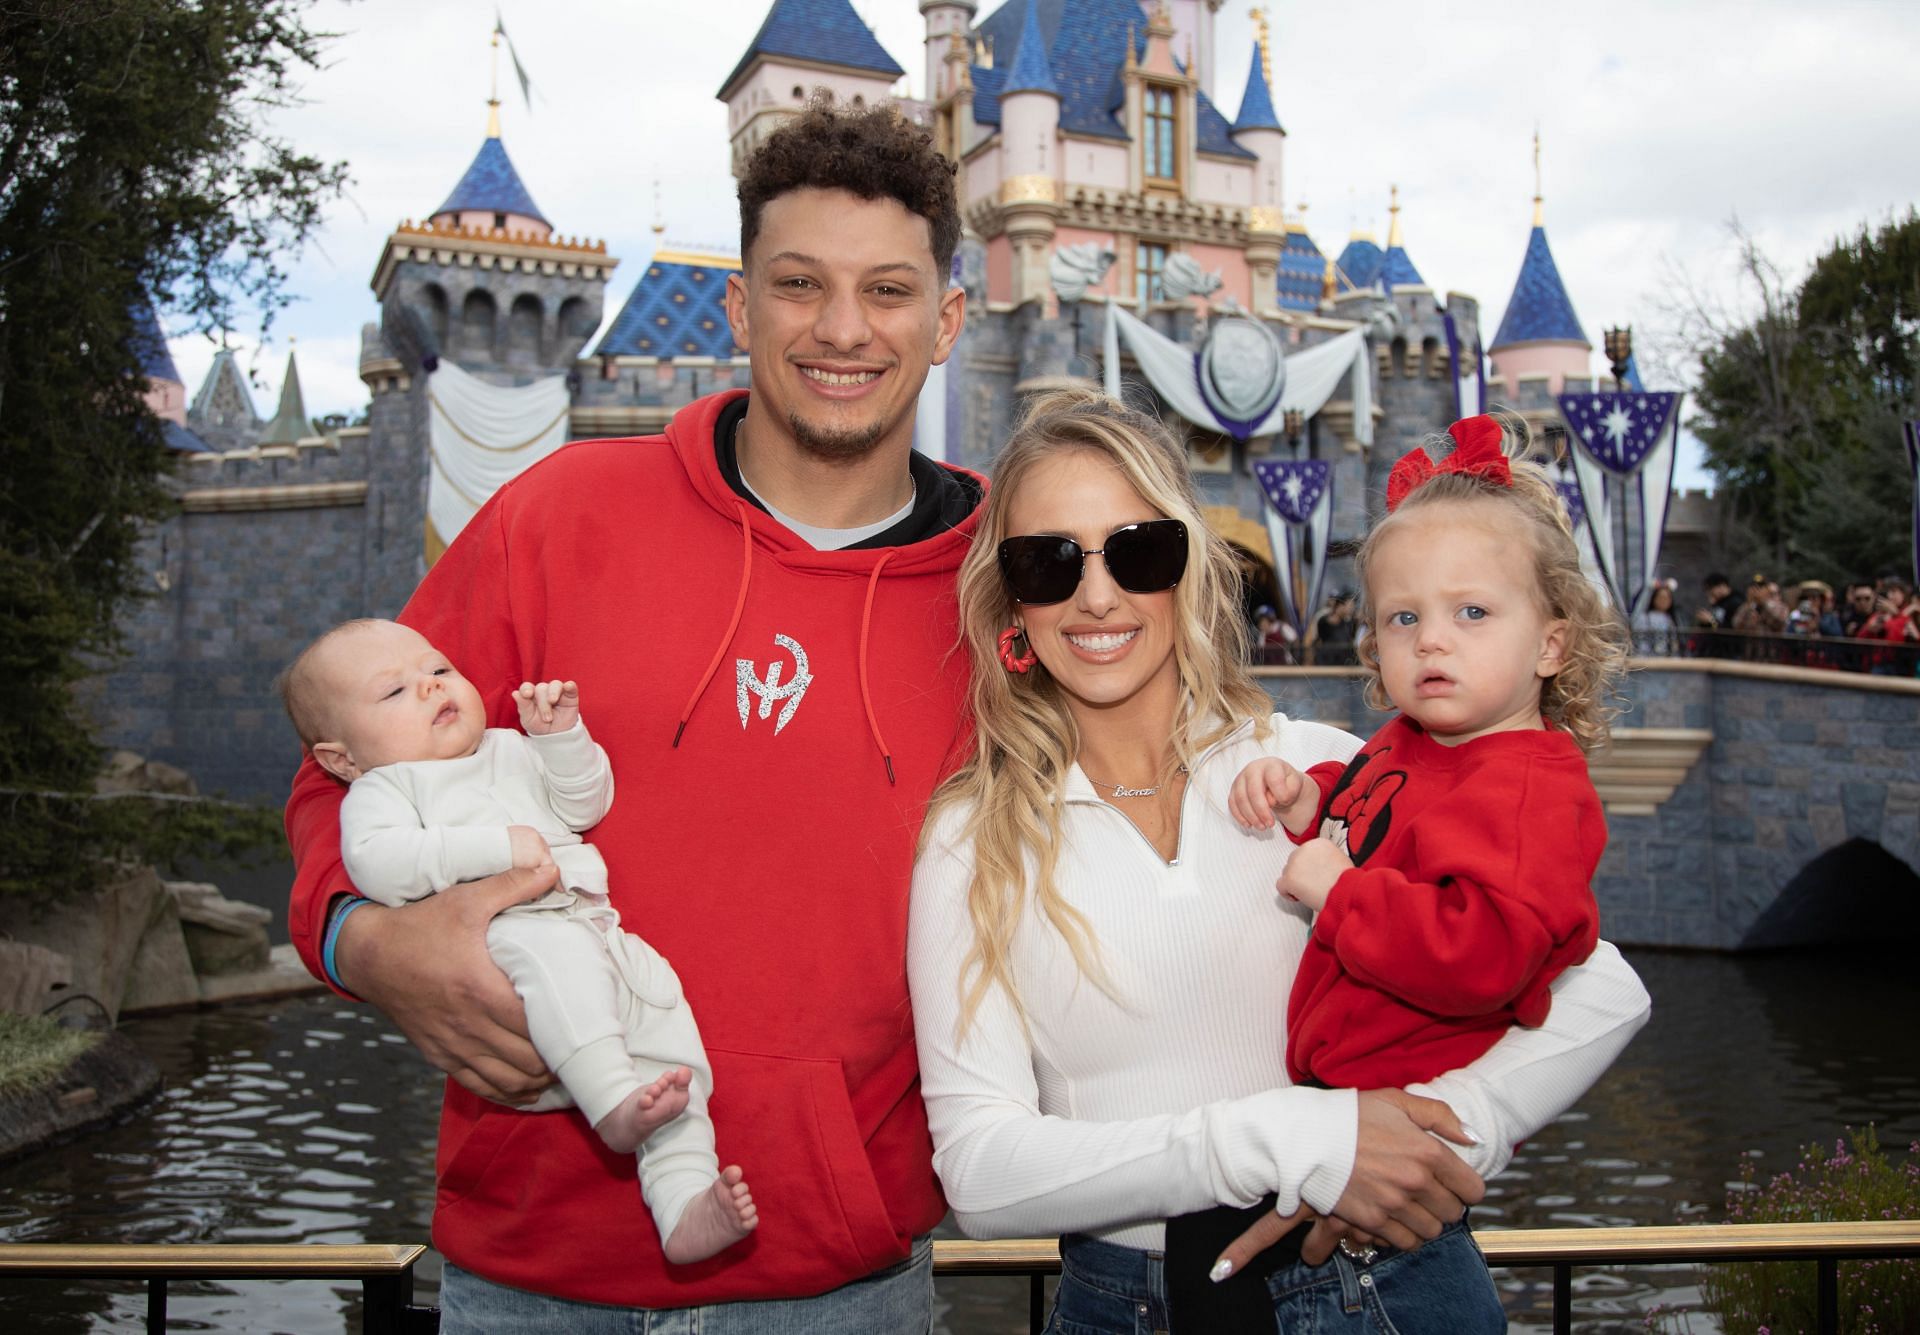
left=1046, top=1220, right=1503, bottom=1334
left=439, top=1234, right=932, bottom=1334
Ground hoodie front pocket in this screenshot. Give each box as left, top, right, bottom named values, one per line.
left=697, top=1046, right=909, bottom=1293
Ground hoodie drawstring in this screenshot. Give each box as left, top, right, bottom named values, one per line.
left=673, top=501, right=899, bottom=787
left=673, top=502, right=756, bottom=749
left=857, top=552, right=896, bottom=785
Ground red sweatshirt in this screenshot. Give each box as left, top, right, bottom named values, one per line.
left=1285, top=716, right=1604, bottom=1090
left=285, top=391, right=981, bottom=1306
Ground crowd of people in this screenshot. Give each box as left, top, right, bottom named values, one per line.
left=1675, top=571, right=1920, bottom=673
left=1253, top=572, right=1919, bottom=676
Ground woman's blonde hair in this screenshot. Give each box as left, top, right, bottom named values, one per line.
left=925, top=388, right=1272, bottom=1037
left=1353, top=411, right=1628, bottom=753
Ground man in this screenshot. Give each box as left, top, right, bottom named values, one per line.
left=287, top=102, right=979, bottom=1328
left=1308, top=590, right=1358, bottom=665
left=286, top=103, right=1644, bottom=1329
left=1841, top=582, right=1879, bottom=639
left=1694, top=571, right=1742, bottom=629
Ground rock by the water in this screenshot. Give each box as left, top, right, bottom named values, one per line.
left=0, top=1029, right=161, bottom=1164
left=166, top=881, right=272, bottom=976
left=0, top=941, right=73, bottom=1017
left=0, top=865, right=170, bottom=1024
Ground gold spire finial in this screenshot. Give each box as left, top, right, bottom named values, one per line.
left=1532, top=127, right=1543, bottom=226
left=1250, top=7, right=1272, bottom=90
left=487, top=26, right=502, bottom=138
left=1322, top=254, right=1337, bottom=300
left=1387, top=183, right=1402, bottom=248
left=650, top=179, right=665, bottom=237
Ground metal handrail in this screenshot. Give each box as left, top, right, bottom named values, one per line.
left=932, top=1220, right=1920, bottom=1335
left=4, top=1223, right=1917, bottom=1334
left=0, top=1242, right=432, bottom=1335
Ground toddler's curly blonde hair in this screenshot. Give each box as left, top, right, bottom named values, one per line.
left=1353, top=412, right=1629, bottom=753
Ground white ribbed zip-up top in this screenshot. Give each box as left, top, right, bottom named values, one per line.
left=908, top=712, right=1651, bottom=1251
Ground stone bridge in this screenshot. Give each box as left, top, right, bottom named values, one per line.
left=1257, top=660, right=1920, bottom=950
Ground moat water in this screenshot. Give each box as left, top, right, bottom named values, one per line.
left=3, top=948, right=1917, bottom=1334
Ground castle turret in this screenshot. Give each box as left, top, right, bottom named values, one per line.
left=1229, top=36, right=1285, bottom=313
left=718, top=0, right=906, bottom=177
left=999, top=0, right=1061, bottom=307
left=921, top=0, right=976, bottom=104
left=1488, top=140, right=1590, bottom=403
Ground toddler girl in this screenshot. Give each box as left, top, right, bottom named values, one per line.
left=1201, top=413, right=1629, bottom=1330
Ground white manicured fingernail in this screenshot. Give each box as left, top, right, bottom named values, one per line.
left=1209, top=1259, right=1234, bottom=1283
left=1461, top=1124, right=1484, bottom=1145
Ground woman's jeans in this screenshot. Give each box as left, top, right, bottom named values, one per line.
left=439, top=1234, right=932, bottom=1334
left=1047, top=1218, right=1504, bottom=1334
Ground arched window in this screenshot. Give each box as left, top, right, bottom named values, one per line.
left=459, top=289, right=497, bottom=360
left=1143, top=85, right=1178, bottom=184
left=507, top=294, right=543, bottom=367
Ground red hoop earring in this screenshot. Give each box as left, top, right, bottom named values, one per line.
left=997, top=625, right=1038, bottom=674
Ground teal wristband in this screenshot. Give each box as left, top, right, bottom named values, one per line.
left=321, top=896, right=371, bottom=991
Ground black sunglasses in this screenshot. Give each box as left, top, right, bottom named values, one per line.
left=997, top=519, right=1189, bottom=605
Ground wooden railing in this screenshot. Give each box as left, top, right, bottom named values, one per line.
left=5, top=1222, right=1918, bottom=1333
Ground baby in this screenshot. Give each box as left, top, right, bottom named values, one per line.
left=279, top=618, right=756, bottom=1264
left=1182, top=414, right=1629, bottom=1330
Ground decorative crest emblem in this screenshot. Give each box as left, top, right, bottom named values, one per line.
left=1198, top=315, right=1285, bottom=433
left=736, top=633, right=813, bottom=734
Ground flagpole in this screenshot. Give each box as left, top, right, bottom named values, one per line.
left=487, top=23, right=502, bottom=137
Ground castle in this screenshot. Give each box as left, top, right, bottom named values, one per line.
left=106, top=0, right=1685, bottom=804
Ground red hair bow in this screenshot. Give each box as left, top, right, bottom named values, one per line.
left=1385, top=415, right=1513, bottom=512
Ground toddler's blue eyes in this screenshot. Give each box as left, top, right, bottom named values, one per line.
left=1461, top=606, right=1487, bottom=621
left=1390, top=611, right=1418, bottom=627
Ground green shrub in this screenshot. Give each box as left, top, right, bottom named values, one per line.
left=1701, top=1127, right=1920, bottom=1335
left=0, top=1012, right=100, bottom=1099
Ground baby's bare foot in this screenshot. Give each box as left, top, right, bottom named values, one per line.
left=664, top=1165, right=758, bottom=1265
left=592, top=1066, right=693, bottom=1155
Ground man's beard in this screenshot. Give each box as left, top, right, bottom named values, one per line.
left=787, top=410, right=888, bottom=461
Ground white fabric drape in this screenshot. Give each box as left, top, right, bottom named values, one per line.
left=427, top=360, right=572, bottom=548
left=1568, top=448, right=1620, bottom=612
left=1102, top=302, right=1374, bottom=446
left=1633, top=422, right=1678, bottom=614
left=1263, top=495, right=1332, bottom=641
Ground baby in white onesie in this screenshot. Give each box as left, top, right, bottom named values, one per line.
left=280, top=618, right=756, bottom=1264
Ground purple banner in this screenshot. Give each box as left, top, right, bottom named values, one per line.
left=1556, top=391, right=1681, bottom=475
left=1252, top=458, right=1331, bottom=526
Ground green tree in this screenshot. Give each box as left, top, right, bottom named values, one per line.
left=0, top=0, right=346, bottom=899
left=1684, top=214, right=1920, bottom=587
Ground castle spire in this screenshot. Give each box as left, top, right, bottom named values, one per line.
left=1386, top=183, right=1402, bottom=249
left=1001, top=0, right=1058, bottom=97
left=257, top=348, right=310, bottom=448
left=487, top=23, right=502, bottom=138
left=1532, top=127, right=1544, bottom=227
left=1230, top=31, right=1282, bottom=134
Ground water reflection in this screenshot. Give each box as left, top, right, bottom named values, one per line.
left=2, top=949, right=1916, bottom=1333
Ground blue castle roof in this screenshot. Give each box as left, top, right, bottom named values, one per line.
left=1231, top=43, right=1281, bottom=134
left=1381, top=245, right=1424, bottom=288
left=130, top=300, right=180, bottom=384
left=1276, top=228, right=1325, bottom=313
left=1335, top=235, right=1382, bottom=292
left=1001, top=0, right=1058, bottom=96
left=594, top=253, right=740, bottom=360
left=162, top=420, right=211, bottom=453
left=972, top=0, right=1250, bottom=157
left=718, top=0, right=903, bottom=98
left=435, top=136, right=550, bottom=228
left=1491, top=225, right=1588, bottom=350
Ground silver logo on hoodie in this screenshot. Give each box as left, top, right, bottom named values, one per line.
left=737, top=633, right=813, bottom=734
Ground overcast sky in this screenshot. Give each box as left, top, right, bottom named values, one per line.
left=161, top=0, right=1920, bottom=491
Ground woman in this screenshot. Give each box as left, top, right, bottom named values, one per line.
left=907, top=390, right=1651, bottom=1333
left=1631, top=581, right=1680, bottom=655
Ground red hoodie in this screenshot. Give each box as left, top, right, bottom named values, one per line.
left=285, top=391, right=982, bottom=1306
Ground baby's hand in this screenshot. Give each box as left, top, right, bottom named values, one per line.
left=516, top=679, right=580, bottom=736
left=508, top=824, right=552, bottom=870
left=1229, top=757, right=1317, bottom=835
left=1277, top=837, right=1352, bottom=913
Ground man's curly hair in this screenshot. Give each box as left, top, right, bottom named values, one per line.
left=738, top=96, right=961, bottom=276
